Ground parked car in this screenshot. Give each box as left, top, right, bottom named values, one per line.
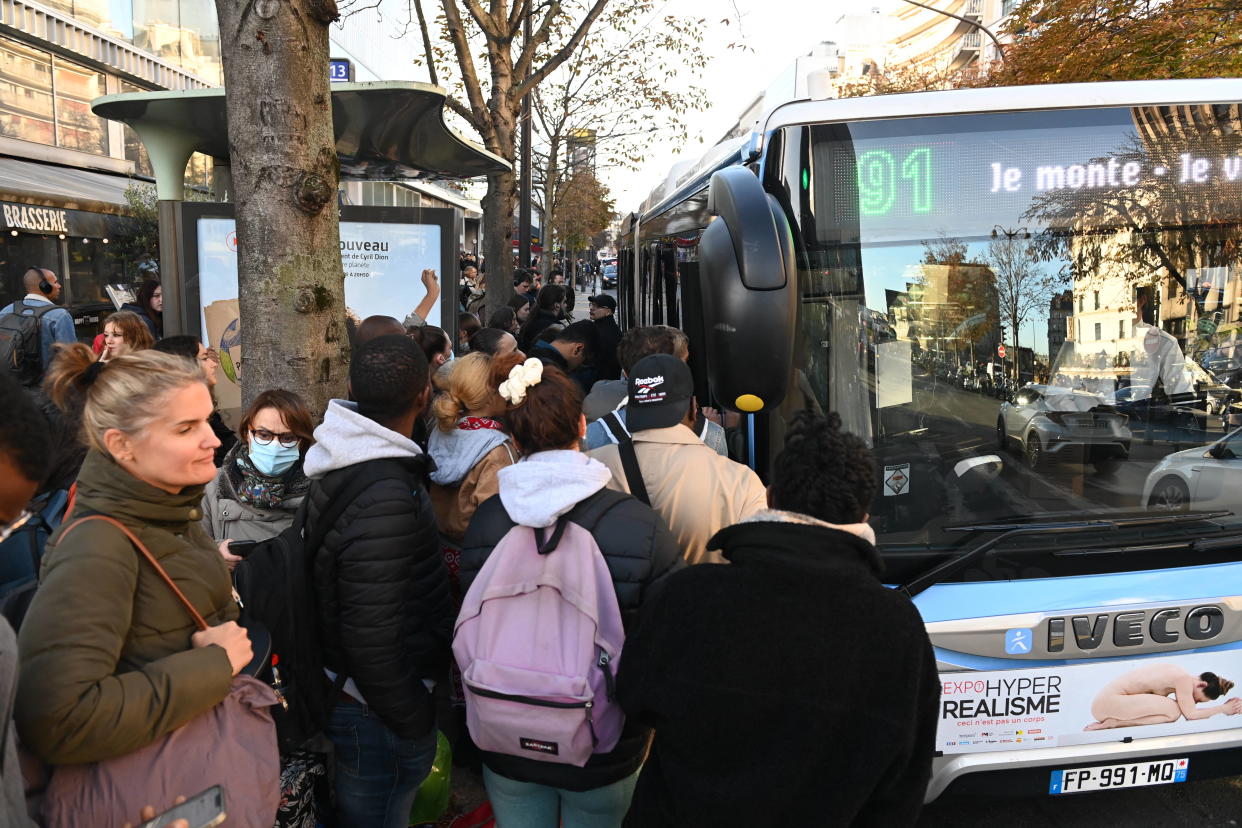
left=997, top=384, right=1132, bottom=471
left=1143, top=427, right=1242, bottom=511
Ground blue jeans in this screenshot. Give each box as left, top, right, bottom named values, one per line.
left=327, top=698, right=438, bottom=828
left=482, top=766, right=640, bottom=828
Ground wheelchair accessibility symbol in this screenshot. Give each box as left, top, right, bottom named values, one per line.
left=1005, top=628, right=1033, bottom=654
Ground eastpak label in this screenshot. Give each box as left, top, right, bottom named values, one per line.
left=519, top=737, right=559, bottom=755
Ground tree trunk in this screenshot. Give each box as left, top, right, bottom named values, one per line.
left=482, top=167, right=517, bottom=314
left=541, top=137, right=560, bottom=280
left=214, top=0, right=346, bottom=416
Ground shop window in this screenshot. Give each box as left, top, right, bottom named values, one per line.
left=120, top=81, right=154, bottom=178
left=66, top=237, right=115, bottom=307
left=54, top=60, right=108, bottom=155
left=0, top=41, right=54, bottom=146
left=0, top=38, right=112, bottom=156
left=0, top=233, right=62, bottom=310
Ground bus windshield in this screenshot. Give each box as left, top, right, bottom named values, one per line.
left=784, top=102, right=1242, bottom=574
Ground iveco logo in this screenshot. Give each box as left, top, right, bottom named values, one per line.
left=1046, top=605, right=1224, bottom=652
left=925, top=598, right=1242, bottom=664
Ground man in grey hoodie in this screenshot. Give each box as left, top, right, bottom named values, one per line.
left=302, top=335, right=454, bottom=828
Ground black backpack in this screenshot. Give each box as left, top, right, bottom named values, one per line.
left=0, top=301, right=56, bottom=386
left=233, top=459, right=416, bottom=753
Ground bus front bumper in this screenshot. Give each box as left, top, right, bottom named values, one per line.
left=928, top=726, right=1242, bottom=801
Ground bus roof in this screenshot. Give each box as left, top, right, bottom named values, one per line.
left=764, top=78, right=1242, bottom=132
left=632, top=78, right=1242, bottom=228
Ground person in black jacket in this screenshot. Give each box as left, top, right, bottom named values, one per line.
left=616, top=410, right=940, bottom=828
left=459, top=358, right=682, bottom=828
left=517, top=284, right=569, bottom=352
left=587, top=295, right=622, bottom=381
left=302, top=335, right=454, bottom=828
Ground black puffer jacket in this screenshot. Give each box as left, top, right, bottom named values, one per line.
left=460, top=487, right=684, bottom=790
left=306, top=456, right=453, bottom=741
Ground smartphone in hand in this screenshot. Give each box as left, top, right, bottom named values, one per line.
left=139, top=786, right=226, bottom=828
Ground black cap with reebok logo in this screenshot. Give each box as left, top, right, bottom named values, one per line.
left=588, top=294, right=617, bottom=311
left=626, top=353, right=693, bottom=433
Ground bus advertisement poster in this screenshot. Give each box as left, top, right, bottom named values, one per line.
left=938, top=652, right=1242, bottom=755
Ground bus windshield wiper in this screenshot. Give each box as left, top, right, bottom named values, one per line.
left=899, top=511, right=1231, bottom=598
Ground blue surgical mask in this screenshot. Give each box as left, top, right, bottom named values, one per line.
left=248, top=439, right=300, bottom=476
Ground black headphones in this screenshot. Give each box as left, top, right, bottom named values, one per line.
left=27, top=267, right=52, bottom=295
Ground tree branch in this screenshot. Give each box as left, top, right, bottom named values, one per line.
left=463, top=0, right=502, bottom=39
left=444, top=94, right=484, bottom=130
left=413, top=0, right=439, bottom=86
left=514, top=0, right=611, bottom=100
left=440, top=0, right=496, bottom=145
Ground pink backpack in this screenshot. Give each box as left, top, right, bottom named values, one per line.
left=453, top=516, right=626, bottom=767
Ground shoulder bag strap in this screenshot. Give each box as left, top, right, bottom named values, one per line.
left=606, top=421, right=651, bottom=507
left=59, top=515, right=210, bottom=632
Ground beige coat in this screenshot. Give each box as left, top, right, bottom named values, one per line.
left=589, top=425, right=768, bottom=564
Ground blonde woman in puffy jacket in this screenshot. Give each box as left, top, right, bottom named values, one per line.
left=427, top=352, right=522, bottom=545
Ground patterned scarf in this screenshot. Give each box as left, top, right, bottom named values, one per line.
left=458, top=417, right=505, bottom=431
left=234, top=449, right=289, bottom=510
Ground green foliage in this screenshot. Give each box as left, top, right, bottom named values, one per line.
left=552, top=170, right=614, bottom=250
left=108, top=183, right=161, bottom=275
left=996, top=0, right=1242, bottom=85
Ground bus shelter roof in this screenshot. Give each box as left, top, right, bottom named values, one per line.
left=93, top=82, right=509, bottom=199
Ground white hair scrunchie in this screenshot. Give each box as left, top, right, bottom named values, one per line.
left=499, top=357, right=544, bottom=405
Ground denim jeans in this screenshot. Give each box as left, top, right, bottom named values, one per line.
left=327, top=698, right=438, bottom=828
left=482, top=766, right=640, bottom=828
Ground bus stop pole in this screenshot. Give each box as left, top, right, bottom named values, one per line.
left=132, top=123, right=198, bottom=337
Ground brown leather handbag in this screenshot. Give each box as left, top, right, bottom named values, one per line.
left=39, top=516, right=281, bottom=828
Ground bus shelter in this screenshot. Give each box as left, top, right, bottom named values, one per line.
left=92, top=82, right=509, bottom=335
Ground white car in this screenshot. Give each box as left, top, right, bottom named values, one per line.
left=1143, top=428, right=1242, bottom=511
left=997, top=384, right=1132, bottom=470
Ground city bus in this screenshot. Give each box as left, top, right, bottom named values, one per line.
left=617, top=78, right=1242, bottom=799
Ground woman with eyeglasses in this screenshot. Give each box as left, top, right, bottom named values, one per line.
left=202, top=390, right=316, bottom=567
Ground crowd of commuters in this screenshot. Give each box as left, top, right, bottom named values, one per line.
left=0, top=262, right=938, bottom=828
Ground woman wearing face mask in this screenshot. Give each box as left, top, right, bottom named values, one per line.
left=202, top=390, right=316, bottom=564
left=409, top=325, right=453, bottom=370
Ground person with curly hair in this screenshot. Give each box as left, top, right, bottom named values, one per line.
left=615, top=409, right=939, bottom=827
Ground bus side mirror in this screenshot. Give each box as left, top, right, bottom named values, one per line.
left=699, top=166, right=797, bottom=413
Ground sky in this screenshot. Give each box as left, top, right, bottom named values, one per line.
left=602, top=0, right=860, bottom=213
